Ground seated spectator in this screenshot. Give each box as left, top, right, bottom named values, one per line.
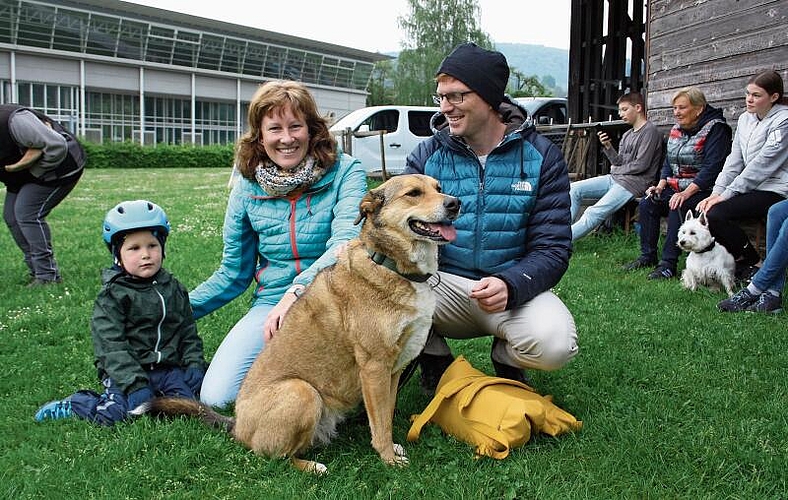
left=570, top=92, right=663, bottom=240
left=623, top=87, right=732, bottom=280
left=696, top=70, right=788, bottom=280
left=718, top=198, right=788, bottom=313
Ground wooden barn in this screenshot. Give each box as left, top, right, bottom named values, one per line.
left=569, top=0, right=787, bottom=129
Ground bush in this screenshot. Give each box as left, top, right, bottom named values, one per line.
left=81, top=141, right=235, bottom=169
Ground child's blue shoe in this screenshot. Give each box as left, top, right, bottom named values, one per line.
left=35, top=399, right=74, bottom=422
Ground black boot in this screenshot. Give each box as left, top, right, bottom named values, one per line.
left=491, top=338, right=530, bottom=385
left=417, top=352, right=455, bottom=397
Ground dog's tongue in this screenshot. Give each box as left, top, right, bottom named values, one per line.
left=429, top=223, right=457, bottom=242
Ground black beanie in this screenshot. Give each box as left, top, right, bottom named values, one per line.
left=436, top=42, right=509, bottom=110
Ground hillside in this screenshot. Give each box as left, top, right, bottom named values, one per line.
left=496, top=43, right=569, bottom=94
left=385, top=44, right=569, bottom=97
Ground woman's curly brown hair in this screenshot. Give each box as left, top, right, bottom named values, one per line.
left=235, top=80, right=337, bottom=180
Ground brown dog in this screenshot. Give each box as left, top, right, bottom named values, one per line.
left=137, top=174, right=460, bottom=473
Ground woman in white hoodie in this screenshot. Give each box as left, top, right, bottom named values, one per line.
left=697, top=70, right=788, bottom=279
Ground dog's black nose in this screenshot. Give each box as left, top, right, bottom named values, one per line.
left=444, top=196, right=461, bottom=217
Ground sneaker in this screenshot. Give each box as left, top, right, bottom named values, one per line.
left=35, top=399, right=74, bottom=422
left=748, top=293, right=782, bottom=314
left=418, top=352, right=454, bottom=397
left=622, top=256, right=657, bottom=271
left=491, top=338, right=531, bottom=385
left=718, top=288, right=759, bottom=312
left=647, top=263, right=676, bottom=280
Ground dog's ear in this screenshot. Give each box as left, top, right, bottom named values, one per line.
left=354, top=189, right=385, bottom=225
left=698, top=210, right=708, bottom=226
left=685, top=210, right=695, bottom=222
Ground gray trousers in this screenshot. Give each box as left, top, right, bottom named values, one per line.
left=3, top=179, right=79, bottom=281
left=423, top=271, right=579, bottom=371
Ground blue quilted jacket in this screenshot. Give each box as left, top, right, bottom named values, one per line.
left=404, top=98, right=572, bottom=309
left=190, top=153, right=367, bottom=319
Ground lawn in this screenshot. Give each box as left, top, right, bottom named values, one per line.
left=1, top=168, right=785, bottom=499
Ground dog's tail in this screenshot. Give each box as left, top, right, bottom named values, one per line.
left=131, top=396, right=235, bottom=433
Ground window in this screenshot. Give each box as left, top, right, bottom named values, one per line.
left=86, top=14, right=119, bottom=56
left=363, top=110, right=398, bottom=133
left=408, top=111, right=435, bottom=137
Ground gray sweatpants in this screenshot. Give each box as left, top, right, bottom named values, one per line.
left=3, top=179, right=79, bottom=281
left=423, top=271, right=579, bottom=371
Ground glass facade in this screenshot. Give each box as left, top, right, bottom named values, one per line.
left=0, top=1, right=381, bottom=145
left=3, top=80, right=242, bottom=145
left=0, top=0, right=375, bottom=90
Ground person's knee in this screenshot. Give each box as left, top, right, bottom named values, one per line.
left=507, top=320, right=578, bottom=371
left=704, top=208, right=725, bottom=227
left=198, top=376, right=235, bottom=408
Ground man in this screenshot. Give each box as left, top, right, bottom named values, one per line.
left=570, top=92, right=664, bottom=240
left=404, top=42, right=578, bottom=395
left=1, top=105, right=85, bottom=285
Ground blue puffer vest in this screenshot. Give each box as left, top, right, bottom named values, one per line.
left=420, top=131, right=542, bottom=277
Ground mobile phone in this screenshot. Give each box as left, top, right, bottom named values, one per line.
left=594, top=123, right=604, bottom=134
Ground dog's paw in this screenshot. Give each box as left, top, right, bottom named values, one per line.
left=389, top=454, right=410, bottom=467
left=292, top=457, right=328, bottom=475
left=393, top=443, right=406, bottom=457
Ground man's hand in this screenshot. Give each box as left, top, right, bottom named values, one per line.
left=469, top=276, right=509, bottom=313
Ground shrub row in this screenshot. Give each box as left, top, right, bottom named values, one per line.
left=81, top=141, right=235, bottom=169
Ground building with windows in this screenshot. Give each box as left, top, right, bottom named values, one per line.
left=0, top=0, right=388, bottom=145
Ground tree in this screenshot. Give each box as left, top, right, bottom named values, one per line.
left=366, top=59, right=395, bottom=106
left=391, top=0, right=492, bottom=106
left=508, top=68, right=549, bottom=98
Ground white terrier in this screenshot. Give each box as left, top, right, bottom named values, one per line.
left=677, top=211, right=736, bottom=296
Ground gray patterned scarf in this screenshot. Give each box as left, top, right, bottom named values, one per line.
left=254, top=155, right=326, bottom=196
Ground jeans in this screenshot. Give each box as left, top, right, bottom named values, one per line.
left=422, top=272, right=578, bottom=371
left=570, top=175, right=634, bottom=240
left=3, top=179, right=80, bottom=281
left=637, top=186, right=710, bottom=267
left=751, top=199, right=788, bottom=294
left=68, top=367, right=194, bottom=426
left=199, top=304, right=272, bottom=408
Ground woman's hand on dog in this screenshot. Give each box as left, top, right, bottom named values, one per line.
left=469, top=277, right=509, bottom=313
left=264, top=293, right=299, bottom=341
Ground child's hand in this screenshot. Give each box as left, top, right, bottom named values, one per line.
left=184, top=366, right=206, bottom=396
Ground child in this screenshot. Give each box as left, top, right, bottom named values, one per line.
left=35, top=200, right=207, bottom=426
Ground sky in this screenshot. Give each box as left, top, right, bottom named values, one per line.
left=123, top=0, right=571, bottom=53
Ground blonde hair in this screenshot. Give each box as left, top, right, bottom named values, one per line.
left=235, top=81, right=337, bottom=180
left=672, top=87, right=707, bottom=108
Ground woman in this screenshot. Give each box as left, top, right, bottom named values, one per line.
left=191, top=81, right=367, bottom=407
left=623, top=87, right=732, bottom=280
left=696, top=70, right=788, bottom=280
left=719, top=198, right=788, bottom=313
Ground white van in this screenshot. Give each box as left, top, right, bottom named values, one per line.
left=330, top=105, right=438, bottom=177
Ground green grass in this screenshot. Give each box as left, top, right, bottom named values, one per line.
left=2, top=168, right=786, bottom=499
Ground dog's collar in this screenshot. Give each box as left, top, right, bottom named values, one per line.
left=696, top=240, right=716, bottom=254
left=367, top=250, right=432, bottom=283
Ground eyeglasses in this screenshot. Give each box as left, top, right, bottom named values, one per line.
left=432, top=91, right=474, bottom=105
